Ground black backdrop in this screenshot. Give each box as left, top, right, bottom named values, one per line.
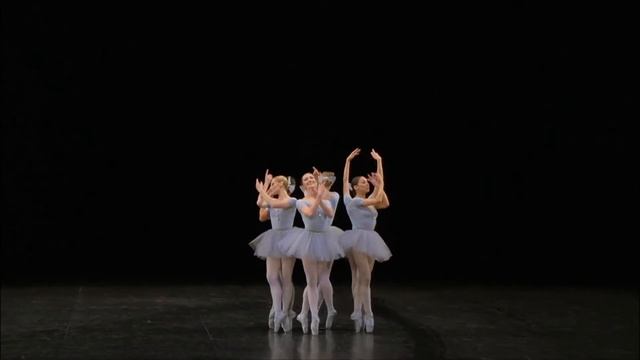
left=2, top=2, right=635, bottom=285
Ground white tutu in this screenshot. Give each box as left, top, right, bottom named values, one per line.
left=340, top=229, right=392, bottom=262
left=279, top=228, right=344, bottom=261
left=249, top=227, right=302, bottom=259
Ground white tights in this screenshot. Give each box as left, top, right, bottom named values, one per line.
left=299, top=260, right=335, bottom=318
left=266, top=256, right=296, bottom=316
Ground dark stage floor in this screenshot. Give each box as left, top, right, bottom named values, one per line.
left=1, top=283, right=637, bottom=359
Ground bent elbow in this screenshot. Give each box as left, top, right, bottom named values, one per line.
left=377, top=201, right=390, bottom=209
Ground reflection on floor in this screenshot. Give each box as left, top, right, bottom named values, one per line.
left=1, top=283, right=637, bottom=359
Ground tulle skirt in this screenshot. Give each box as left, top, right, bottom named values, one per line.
left=279, top=227, right=344, bottom=261
left=249, top=227, right=302, bottom=259
left=328, top=225, right=344, bottom=237
left=340, top=229, right=392, bottom=262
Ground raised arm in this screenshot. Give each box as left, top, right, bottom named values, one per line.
left=367, top=172, right=390, bottom=209
left=359, top=173, right=385, bottom=207
left=299, top=183, right=334, bottom=218
left=343, top=148, right=360, bottom=196
left=256, top=169, right=273, bottom=207
left=312, top=167, right=335, bottom=200
left=312, top=166, right=322, bottom=182
left=370, top=149, right=390, bottom=208
left=255, top=179, right=293, bottom=209
left=371, top=149, right=384, bottom=178
left=256, top=171, right=272, bottom=222
left=316, top=184, right=334, bottom=218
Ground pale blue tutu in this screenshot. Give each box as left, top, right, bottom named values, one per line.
left=340, top=229, right=392, bottom=262
left=279, top=228, right=344, bottom=261
left=249, top=227, right=302, bottom=259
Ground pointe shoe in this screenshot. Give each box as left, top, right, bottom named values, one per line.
left=325, top=309, right=337, bottom=329
left=350, top=311, right=363, bottom=333
left=282, top=310, right=296, bottom=332
left=311, top=316, right=320, bottom=335
left=296, top=313, right=309, bottom=334
left=268, top=307, right=275, bottom=329
left=364, top=313, right=374, bottom=333
left=273, top=311, right=286, bottom=333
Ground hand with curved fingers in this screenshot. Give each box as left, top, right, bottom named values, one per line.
left=265, top=169, right=273, bottom=183
left=264, top=169, right=273, bottom=190
left=370, top=149, right=381, bottom=161
left=343, top=148, right=360, bottom=195
left=370, top=172, right=383, bottom=187
left=347, top=148, right=361, bottom=161
left=256, top=179, right=265, bottom=194
left=367, top=172, right=379, bottom=187
left=370, top=148, right=385, bottom=180
left=256, top=178, right=270, bottom=220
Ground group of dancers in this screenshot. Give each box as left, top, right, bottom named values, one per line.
left=249, top=148, right=391, bottom=335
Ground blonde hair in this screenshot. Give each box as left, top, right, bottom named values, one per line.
left=272, top=175, right=289, bottom=189
left=321, top=171, right=336, bottom=187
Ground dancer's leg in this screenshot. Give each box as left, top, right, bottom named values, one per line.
left=301, top=257, right=321, bottom=335
left=319, top=261, right=337, bottom=329
left=266, top=257, right=285, bottom=332
left=280, top=256, right=296, bottom=332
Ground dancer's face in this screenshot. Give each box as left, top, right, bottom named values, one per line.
left=269, top=175, right=289, bottom=194
left=302, top=173, right=317, bottom=192
left=354, top=176, right=370, bottom=194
